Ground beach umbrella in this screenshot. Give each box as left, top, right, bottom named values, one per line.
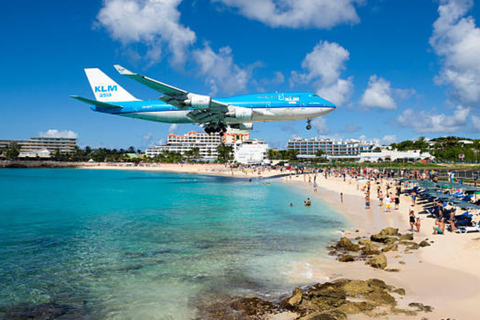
left=452, top=202, right=480, bottom=210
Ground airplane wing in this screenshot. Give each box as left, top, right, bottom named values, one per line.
left=113, top=65, right=229, bottom=120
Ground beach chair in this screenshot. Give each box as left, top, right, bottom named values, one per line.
left=455, top=221, right=480, bottom=233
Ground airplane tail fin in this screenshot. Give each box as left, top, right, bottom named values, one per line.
left=84, top=68, right=138, bottom=102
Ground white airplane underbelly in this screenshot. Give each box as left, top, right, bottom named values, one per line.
left=119, top=107, right=331, bottom=124
left=250, top=107, right=329, bottom=122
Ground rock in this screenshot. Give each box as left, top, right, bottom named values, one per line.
left=281, top=287, right=303, bottom=310
left=366, top=278, right=389, bottom=291
left=399, top=233, right=414, bottom=241
left=398, top=261, right=406, bottom=265
left=379, top=227, right=399, bottom=236
left=298, top=310, right=347, bottom=320
left=408, top=302, right=434, bottom=313
left=391, top=308, right=417, bottom=316
left=368, top=253, right=387, bottom=269
left=3, top=303, right=78, bottom=320
left=385, top=268, right=401, bottom=272
left=337, top=301, right=375, bottom=314
left=334, top=237, right=360, bottom=252
left=407, top=243, right=420, bottom=250
left=307, top=281, right=348, bottom=311
left=382, top=243, right=398, bottom=252
left=393, top=288, right=406, bottom=296
left=364, top=290, right=397, bottom=306
left=337, top=255, right=355, bottom=262
left=230, top=297, right=278, bottom=316
left=358, top=239, right=372, bottom=246
left=361, top=244, right=381, bottom=256
left=344, top=280, right=373, bottom=296
left=419, top=240, right=431, bottom=247
left=370, top=234, right=397, bottom=244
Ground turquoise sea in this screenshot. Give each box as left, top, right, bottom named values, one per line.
left=0, top=169, right=347, bottom=319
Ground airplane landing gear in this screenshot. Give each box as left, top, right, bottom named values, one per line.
left=204, top=123, right=227, bottom=135
left=306, top=119, right=312, bottom=130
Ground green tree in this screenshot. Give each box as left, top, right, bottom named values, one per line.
left=5, top=142, right=20, bottom=160
left=217, top=143, right=233, bottom=163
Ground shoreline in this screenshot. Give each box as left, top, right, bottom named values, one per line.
left=285, top=173, right=480, bottom=319
left=4, top=164, right=480, bottom=318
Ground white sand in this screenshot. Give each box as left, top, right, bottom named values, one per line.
left=288, top=173, right=480, bottom=319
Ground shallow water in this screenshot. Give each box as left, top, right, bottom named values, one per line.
left=0, top=169, right=347, bottom=319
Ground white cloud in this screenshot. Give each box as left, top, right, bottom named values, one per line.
left=193, top=44, right=252, bottom=95
left=272, top=72, right=285, bottom=85
left=142, top=133, right=154, bottom=141
left=397, top=105, right=470, bottom=133
left=96, top=0, right=196, bottom=66
left=168, top=123, right=179, bottom=133
left=380, top=134, right=397, bottom=145
left=213, top=0, right=364, bottom=29
left=472, top=115, right=480, bottom=132
left=360, top=75, right=396, bottom=109
left=312, top=117, right=330, bottom=134
left=430, top=0, right=480, bottom=106
left=291, top=41, right=354, bottom=106
left=39, top=130, right=78, bottom=139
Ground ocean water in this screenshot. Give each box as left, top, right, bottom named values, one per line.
left=0, top=169, right=347, bottom=319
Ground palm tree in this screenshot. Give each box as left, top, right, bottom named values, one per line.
left=217, top=143, right=233, bottom=163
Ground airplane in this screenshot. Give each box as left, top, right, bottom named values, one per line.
left=72, top=65, right=336, bottom=134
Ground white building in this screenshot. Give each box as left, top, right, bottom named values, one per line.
left=287, top=137, right=377, bottom=156
left=18, top=148, right=51, bottom=159
left=145, top=130, right=250, bottom=161
left=234, top=140, right=269, bottom=164
left=357, top=148, right=434, bottom=163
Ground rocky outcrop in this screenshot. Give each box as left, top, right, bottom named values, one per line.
left=333, top=237, right=360, bottom=252
left=379, top=227, right=399, bottom=236
left=3, top=302, right=79, bottom=320
left=368, top=253, right=388, bottom=269
left=399, top=233, right=414, bottom=241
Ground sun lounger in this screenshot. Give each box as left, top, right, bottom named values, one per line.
left=455, top=221, right=480, bottom=233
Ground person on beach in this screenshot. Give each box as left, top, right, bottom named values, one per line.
left=313, top=182, right=318, bottom=192
left=394, top=194, right=400, bottom=210
left=340, top=192, right=343, bottom=204
left=378, top=190, right=384, bottom=207
left=409, top=210, right=416, bottom=232
left=385, top=196, right=391, bottom=213
left=365, top=194, right=370, bottom=209
left=433, top=218, right=445, bottom=234
left=416, top=217, right=421, bottom=233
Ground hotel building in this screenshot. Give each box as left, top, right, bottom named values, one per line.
left=287, top=137, right=376, bottom=156
left=145, top=129, right=250, bottom=160
left=0, top=137, right=77, bottom=158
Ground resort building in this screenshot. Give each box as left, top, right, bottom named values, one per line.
left=356, top=148, right=435, bottom=163
left=145, top=130, right=250, bottom=161
left=234, top=140, right=269, bottom=165
left=287, top=137, right=377, bottom=156
left=0, top=136, right=77, bottom=158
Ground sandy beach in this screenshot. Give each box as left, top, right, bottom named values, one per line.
left=286, top=173, right=480, bottom=319
left=79, top=163, right=480, bottom=318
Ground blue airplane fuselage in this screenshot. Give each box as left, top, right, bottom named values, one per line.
left=91, top=92, right=336, bottom=124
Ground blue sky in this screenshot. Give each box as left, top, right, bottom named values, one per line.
left=1, top=0, right=480, bottom=150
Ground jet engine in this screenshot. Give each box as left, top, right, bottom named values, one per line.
left=231, top=123, right=253, bottom=130
left=185, top=94, right=211, bottom=110
left=227, top=106, right=253, bottom=120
